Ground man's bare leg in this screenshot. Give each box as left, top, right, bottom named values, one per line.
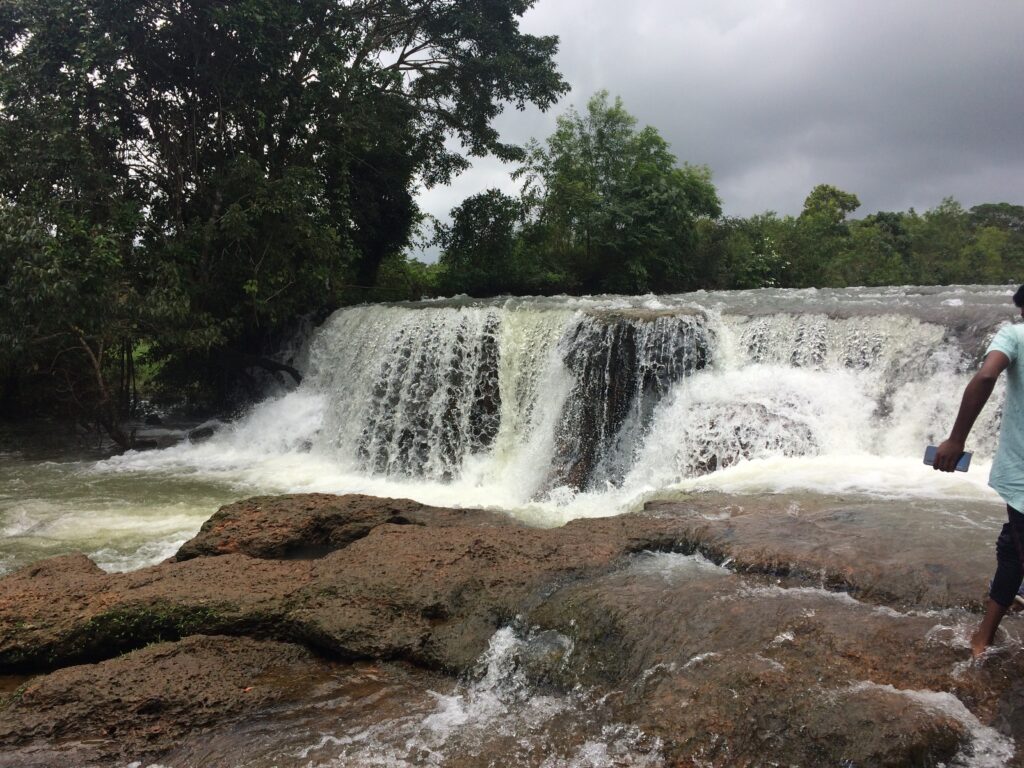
left=971, top=598, right=1010, bottom=657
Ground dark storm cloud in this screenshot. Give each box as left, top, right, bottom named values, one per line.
left=417, top=0, right=1024, bottom=253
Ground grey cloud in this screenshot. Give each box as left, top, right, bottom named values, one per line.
left=416, top=0, right=1024, bottom=258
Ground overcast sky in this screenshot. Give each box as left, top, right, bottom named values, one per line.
left=415, top=0, right=1024, bottom=260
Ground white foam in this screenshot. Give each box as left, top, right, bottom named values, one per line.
left=666, top=454, right=997, bottom=501
left=683, top=652, right=721, bottom=670
left=846, top=681, right=1015, bottom=768
left=538, top=728, right=664, bottom=768
left=628, top=551, right=730, bottom=581
left=91, top=296, right=1008, bottom=527
left=732, top=584, right=865, bottom=607
left=32, top=288, right=1012, bottom=537
left=90, top=535, right=191, bottom=572
left=291, top=626, right=661, bottom=766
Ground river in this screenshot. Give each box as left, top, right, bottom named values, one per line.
left=1, top=284, right=1016, bottom=578
left=4, top=284, right=1024, bottom=767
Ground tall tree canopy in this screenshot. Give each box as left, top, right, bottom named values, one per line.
left=0, top=0, right=567, bottom=427
left=516, top=91, right=720, bottom=294
left=785, top=183, right=861, bottom=287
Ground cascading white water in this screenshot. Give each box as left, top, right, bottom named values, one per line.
left=310, top=305, right=503, bottom=480
left=97, top=286, right=1017, bottom=526
left=287, top=625, right=663, bottom=767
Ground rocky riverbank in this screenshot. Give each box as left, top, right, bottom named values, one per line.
left=1, top=492, right=1022, bottom=766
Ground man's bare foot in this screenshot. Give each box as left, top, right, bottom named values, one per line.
left=970, top=630, right=990, bottom=658
left=970, top=598, right=1008, bottom=658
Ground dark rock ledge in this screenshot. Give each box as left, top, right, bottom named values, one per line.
left=0, top=492, right=1022, bottom=767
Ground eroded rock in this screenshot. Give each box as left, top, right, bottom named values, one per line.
left=0, top=635, right=353, bottom=766
left=526, top=550, right=990, bottom=766
left=175, top=492, right=519, bottom=561
left=644, top=493, right=995, bottom=610
left=0, top=491, right=1021, bottom=767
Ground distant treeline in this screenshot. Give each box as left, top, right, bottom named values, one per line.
left=407, top=93, right=1023, bottom=298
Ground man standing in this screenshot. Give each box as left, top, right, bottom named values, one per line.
left=935, top=285, right=1024, bottom=657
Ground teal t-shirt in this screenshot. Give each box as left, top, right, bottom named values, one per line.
left=987, top=323, right=1024, bottom=511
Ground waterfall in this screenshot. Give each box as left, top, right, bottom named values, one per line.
left=309, top=306, right=502, bottom=480
left=103, top=286, right=1018, bottom=518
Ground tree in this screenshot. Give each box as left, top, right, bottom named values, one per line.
left=906, top=198, right=971, bottom=284
left=969, top=203, right=1024, bottom=281
left=969, top=203, right=1024, bottom=233
left=0, top=0, right=568, bottom=425
left=821, top=211, right=910, bottom=287
left=788, top=184, right=860, bottom=287
left=966, top=226, right=1010, bottom=284
left=694, top=214, right=788, bottom=289
left=802, top=184, right=861, bottom=221
left=437, top=189, right=523, bottom=296
left=0, top=201, right=143, bottom=444
left=518, top=91, right=720, bottom=293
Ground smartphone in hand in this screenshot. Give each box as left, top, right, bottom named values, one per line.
left=923, top=445, right=972, bottom=472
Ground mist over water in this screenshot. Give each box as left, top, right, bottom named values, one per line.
left=1, top=285, right=1018, bottom=574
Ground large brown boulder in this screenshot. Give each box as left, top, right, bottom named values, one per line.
left=175, top=492, right=520, bottom=561
left=644, top=492, right=995, bottom=610
left=0, top=497, right=677, bottom=673
left=526, top=549, right=987, bottom=766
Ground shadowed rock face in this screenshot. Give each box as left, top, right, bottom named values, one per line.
left=548, top=313, right=712, bottom=492
left=1, top=492, right=1022, bottom=767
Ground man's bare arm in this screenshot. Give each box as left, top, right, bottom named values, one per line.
left=934, top=350, right=1011, bottom=472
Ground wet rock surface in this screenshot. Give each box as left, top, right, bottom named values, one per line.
left=644, top=493, right=998, bottom=610
left=174, top=492, right=519, bottom=561
left=528, top=551, right=987, bottom=766
left=0, top=491, right=1022, bottom=766
left=0, top=635, right=329, bottom=765
left=549, top=314, right=712, bottom=491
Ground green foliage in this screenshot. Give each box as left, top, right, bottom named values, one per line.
left=437, top=189, right=524, bottom=296
left=781, top=196, right=1023, bottom=288
left=965, top=227, right=1008, bottom=284
left=434, top=97, right=1020, bottom=296
left=0, top=200, right=143, bottom=435
left=969, top=203, right=1024, bottom=233
left=819, top=211, right=908, bottom=287
left=0, top=0, right=567, bottom=423
left=969, top=204, right=1024, bottom=280
left=694, top=214, right=789, bottom=289
left=513, top=91, right=721, bottom=293
left=802, top=184, right=861, bottom=222
left=785, top=184, right=861, bottom=287
left=366, top=253, right=442, bottom=302
left=2, top=0, right=1021, bottom=431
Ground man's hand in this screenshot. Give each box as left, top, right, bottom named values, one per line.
left=933, top=350, right=1009, bottom=473
left=933, top=439, right=966, bottom=472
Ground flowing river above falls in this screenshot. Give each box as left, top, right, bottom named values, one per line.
left=1, top=283, right=1020, bottom=576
